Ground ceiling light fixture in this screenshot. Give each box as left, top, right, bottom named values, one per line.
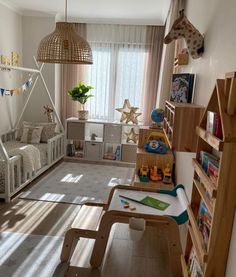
left=37, top=0, right=93, bottom=64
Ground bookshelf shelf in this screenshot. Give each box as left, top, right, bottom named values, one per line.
left=192, top=159, right=217, bottom=198
left=193, top=179, right=214, bottom=216
left=181, top=255, right=189, bottom=277
left=183, top=73, right=236, bottom=277
left=163, top=101, right=204, bottom=152
left=196, top=126, right=223, bottom=151
left=188, top=224, right=208, bottom=265
left=187, top=207, right=208, bottom=263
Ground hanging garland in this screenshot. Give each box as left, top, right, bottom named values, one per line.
left=0, top=76, right=33, bottom=96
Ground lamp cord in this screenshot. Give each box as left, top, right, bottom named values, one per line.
left=65, top=0, right=67, bottom=22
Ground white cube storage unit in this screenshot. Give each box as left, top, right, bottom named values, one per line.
left=84, top=141, right=102, bottom=160
left=66, top=118, right=140, bottom=164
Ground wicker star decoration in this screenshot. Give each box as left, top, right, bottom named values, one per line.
left=116, top=99, right=139, bottom=123
left=124, top=108, right=141, bottom=125
left=125, top=127, right=139, bottom=143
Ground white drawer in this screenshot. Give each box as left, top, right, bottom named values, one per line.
left=84, top=141, right=102, bottom=160
left=121, top=144, right=137, bottom=163
left=104, top=124, right=122, bottom=143
left=67, top=122, right=85, bottom=140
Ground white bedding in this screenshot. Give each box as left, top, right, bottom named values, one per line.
left=0, top=141, right=48, bottom=193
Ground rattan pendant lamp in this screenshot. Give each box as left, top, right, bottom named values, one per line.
left=37, top=0, right=93, bottom=64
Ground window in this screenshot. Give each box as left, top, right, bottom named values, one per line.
left=85, top=24, right=148, bottom=122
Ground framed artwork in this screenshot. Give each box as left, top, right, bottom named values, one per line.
left=170, top=73, right=195, bottom=103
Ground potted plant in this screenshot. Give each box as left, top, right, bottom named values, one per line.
left=68, top=82, right=93, bottom=120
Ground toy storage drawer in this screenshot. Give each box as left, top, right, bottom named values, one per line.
left=121, top=144, right=137, bottom=163
left=104, top=124, right=122, bottom=143
left=84, top=141, right=102, bottom=160
left=67, top=122, right=85, bottom=140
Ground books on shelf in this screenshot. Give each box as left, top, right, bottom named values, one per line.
left=188, top=247, right=204, bottom=277
left=197, top=200, right=212, bottom=248
left=200, top=151, right=219, bottom=185
left=206, top=111, right=223, bottom=139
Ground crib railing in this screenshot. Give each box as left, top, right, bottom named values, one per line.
left=47, top=133, right=65, bottom=165
left=0, top=130, right=65, bottom=202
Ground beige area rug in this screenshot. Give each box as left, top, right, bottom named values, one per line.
left=20, top=162, right=134, bottom=204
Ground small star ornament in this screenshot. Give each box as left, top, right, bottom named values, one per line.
left=125, top=128, right=139, bottom=143
left=116, top=99, right=141, bottom=124
left=124, top=108, right=141, bottom=124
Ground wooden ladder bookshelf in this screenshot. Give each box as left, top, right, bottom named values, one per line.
left=182, top=72, right=236, bottom=277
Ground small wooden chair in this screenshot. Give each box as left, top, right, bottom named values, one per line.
left=60, top=185, right=188, bottom=277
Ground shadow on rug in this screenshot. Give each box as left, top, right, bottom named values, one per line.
left=20, top=162, right=134, bottom=204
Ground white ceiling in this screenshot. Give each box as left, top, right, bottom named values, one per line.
left=0, top=0, right=171, bottom=25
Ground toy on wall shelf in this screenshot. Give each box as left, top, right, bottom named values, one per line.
left=150, top=166, right=163, bottom=182
left=144, top=140, right=168, bottom=154
left=138, top=164, right=149, bottom=182
left=164, top=9, right=204, bottom=59
left=146, top=131, right=169, bottom=148
left=163, top=163, right=172, bottom=184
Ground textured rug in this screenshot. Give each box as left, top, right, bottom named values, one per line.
left=20, top=162, right=134, bottom=204
left=0, top=231, right=63, bottom=277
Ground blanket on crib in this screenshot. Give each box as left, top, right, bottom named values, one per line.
left=8, top=144, right=41, bottom=173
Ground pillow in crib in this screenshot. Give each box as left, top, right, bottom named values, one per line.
left=17, top=121, right=56, bottom=143
left=20, top=126, right=43, bottom=144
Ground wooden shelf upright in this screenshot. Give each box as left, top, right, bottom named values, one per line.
left=182, top=72, right=236, bottom=277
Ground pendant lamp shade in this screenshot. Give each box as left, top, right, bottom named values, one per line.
left=37, top=22, right=93, bottom=64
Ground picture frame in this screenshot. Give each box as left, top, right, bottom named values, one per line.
left=170, top=73, right=195, bottom=103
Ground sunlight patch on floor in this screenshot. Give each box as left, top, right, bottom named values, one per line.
left=60, top=174, right=83, bottom=183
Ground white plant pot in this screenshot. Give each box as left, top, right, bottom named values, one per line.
left=78, top=110, right=89, bottom=120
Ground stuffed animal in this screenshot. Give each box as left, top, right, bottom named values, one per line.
left=164, top=10, right=204, bottom=59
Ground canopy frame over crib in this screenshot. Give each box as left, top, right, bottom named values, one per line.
left=0, top=57, right=65, bottom=202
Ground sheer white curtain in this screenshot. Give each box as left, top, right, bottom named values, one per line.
left=85, top=24, right=147, bottom=121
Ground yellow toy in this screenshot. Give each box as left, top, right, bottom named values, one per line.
left=139, top=164, right=149, bottom=182
left=163, top=163, right=172, bottom=184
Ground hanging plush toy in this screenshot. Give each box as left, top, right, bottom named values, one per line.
left=164, top=10, right=204, bottom=59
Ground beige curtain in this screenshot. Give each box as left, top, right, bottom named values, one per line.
left=141, top=26, right=165, bottom=125
left=155, top=0, right=182, bottom=109
left=60, top=23, right=88, bottom=126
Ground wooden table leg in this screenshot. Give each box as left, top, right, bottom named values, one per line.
left=165, top=220, right=183, bottom=277
left=60, top=229, right=81, bottom=262
left=90, top=213, right=115, bottom=268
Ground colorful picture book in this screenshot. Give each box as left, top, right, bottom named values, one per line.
left=197, top=200, right=212, bottom=248
left=206, top=111, right=223, bottom=139
left=188, top=247, right=203, bottom=277
left=200, top=151, right=219, bottom=185
left=170, top=73, right=195, bottom=103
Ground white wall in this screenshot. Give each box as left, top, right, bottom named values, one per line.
left=22, top=16, right=55, bottom=122
left=0, top=3, right=23, bottom=134
left=175, top=0, right=236, bottom=276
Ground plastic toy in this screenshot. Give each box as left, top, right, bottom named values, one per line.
left=144, top=140, right=168, bottom=154
left=150, top=166, right=163, bottom=181
left=146, top=131, right=169, bottom=147
left=163, top=163, right=172, bottom=184
left=138, top=164, right=149, bottom=182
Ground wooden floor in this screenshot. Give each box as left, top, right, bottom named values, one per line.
left=0, top=198, right=173, bottom=277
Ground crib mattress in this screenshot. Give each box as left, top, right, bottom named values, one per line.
left=0, top=141, right=48, bottom=192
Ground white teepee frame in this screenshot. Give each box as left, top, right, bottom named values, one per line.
left=0, top=57, right=65, bottom=202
